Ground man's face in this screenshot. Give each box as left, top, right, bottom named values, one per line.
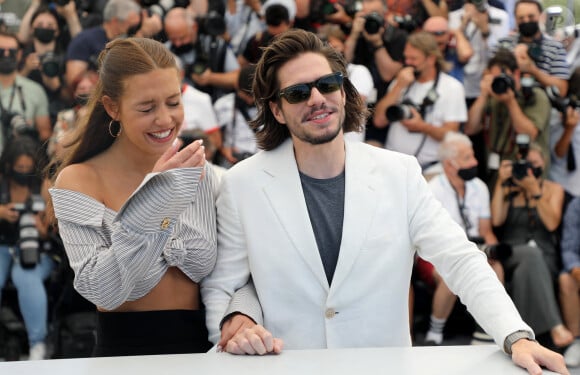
left=515, top=2, right=540, bottom=25
left=116, top=11, right=141, bottom=38
left=269, top=52, right=346, bottom=147
left=165, top=20, right=195, bottom=47
left=362, top=0, right=386, bottom=14
left=453, top=143, right=478, bottom=171
left=0, top=35, right=20, bottom=75
left=403, top=43, right=432, bottom=77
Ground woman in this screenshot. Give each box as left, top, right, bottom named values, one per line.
left=0, top=135, right=54, bottom=361
left=491, top=143, right=573, bottom=348
left=49, top=37, right=217, bottom=357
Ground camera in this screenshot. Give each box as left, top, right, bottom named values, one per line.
left=187, top=53, right=209, bottom=76
left=13, top=195, right=45, bottom=269
left=491, top=73, right=515, bottom=94
left=469, top=0, right=489, bottom=13
left=39, top=52, right=62, bottom=78
left=385, top=99, right=419, bottom=122
left=393, top=14, right=419, bottom=33
left=196, top=11, right=226, bottom=37
left=364, top=12, right=384, bottom=34
left=470, top=237, right=513, bottom=261
left=511, top=133, right=531, bottom=180
left=546, top=85, right=580, bottom=113
left=0, top=111, right=37, bottom=143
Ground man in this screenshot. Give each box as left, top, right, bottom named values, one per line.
left=201, top=29, right=568, bottom=375
left=495, top=0, right=569, bottom=96
left=64, top=0, right=159, bottom=87
left=343, top=0, right=408, bottom=145
left=213, top=64, right=259, bottom=167
left=419, top=131, right=504, bottom=345
left=373, top=31, right=467, bottom=175
left=448, top=0, right=509, bottom=104
left=465, top=48, right=550, bottom=187
left=0, top=31, right=50, bottom=151
left=238, top=3, right=292, bottom=68
left=163, top=7, right=239, bottom=102
left=422, top=16, right=473, bottom=84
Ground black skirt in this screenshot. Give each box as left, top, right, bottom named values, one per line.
left=93, top=309, right=212, bottom=357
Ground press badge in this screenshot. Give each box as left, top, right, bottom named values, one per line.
left=488, top=152, right=500, bottom=170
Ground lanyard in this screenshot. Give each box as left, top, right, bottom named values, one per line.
left=454, top=185, right=472, bottom=233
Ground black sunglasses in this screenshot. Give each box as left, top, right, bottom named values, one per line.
left=428, top=30, right=447, bottom=36
left=278, top=72, right=344, bottom=104
left=0, top=48, right=18, bottom=58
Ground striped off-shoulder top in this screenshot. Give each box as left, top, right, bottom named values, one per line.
left=49, top=166, right=217, bottom=311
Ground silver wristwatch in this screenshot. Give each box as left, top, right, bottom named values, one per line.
left=504, top=330, right=536, bottom=355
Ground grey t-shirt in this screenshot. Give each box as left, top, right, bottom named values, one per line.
left=299, top=170, right=345, bottom=285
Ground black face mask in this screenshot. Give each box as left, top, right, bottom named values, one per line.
left=11, top=171, right=34, bottom=186
left=457, top=166, right=478, bottom=181
left=33, top=27, right=56, bottom=44
left=171, top=43, right=194, bottom=55
left=126, top=21, right=142, bottom=37
left=532, top=166, right=543, bottom=178
left=75, top=94, right=90, bottom=106
left=518, top=21, right=539, bottom=38
left=0, top=55, right=18, bottom=75
left=412, top=68, right=421, bottom=80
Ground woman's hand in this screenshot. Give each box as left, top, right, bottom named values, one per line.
left=0, top=203, right=20, bottom=223
left=152, top=139, right=205, bottom=173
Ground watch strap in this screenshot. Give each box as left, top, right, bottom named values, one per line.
left=504, top=330, right=536, bottom=354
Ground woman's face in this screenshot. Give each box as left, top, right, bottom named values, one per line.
left=110, top=68, right=184, bottom=157
left=32, top=12, right=59, bottom=34
left=526, top=148, right=544, bottom=168
left=13, top=154, right=34, bottom=174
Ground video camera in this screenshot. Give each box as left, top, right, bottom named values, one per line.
left=13, top=195, right=45, bottom=269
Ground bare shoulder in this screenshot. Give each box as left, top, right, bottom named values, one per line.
left=54, top=162, right=104, bottom=202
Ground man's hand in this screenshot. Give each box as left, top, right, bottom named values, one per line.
left=510, top=339, right=570, bottom=375
left=400, top=107, right=427, bottom=133
left=219, top=314, right=283, bottom=355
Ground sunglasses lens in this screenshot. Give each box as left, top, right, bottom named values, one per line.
left=284, top=84, right=311, bottom=104
left=280, top=72, right=343, bottom=103
left=317, top=73, right=343, bottom=94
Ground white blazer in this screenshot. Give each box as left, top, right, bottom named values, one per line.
left=202, top=138, right=531, bottom=349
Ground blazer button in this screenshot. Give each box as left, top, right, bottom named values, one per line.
left=325, top=308, right=336, bottom=319
left=160, top=217, right=171, bottom=229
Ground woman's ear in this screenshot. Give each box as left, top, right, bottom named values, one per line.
left=102, top=95, right=119, bottom=120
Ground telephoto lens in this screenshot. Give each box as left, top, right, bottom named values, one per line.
left=386, top=104, right=415, bottom=122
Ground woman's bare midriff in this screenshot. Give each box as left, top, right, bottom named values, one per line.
left=97, top=267, right=200, bottom=312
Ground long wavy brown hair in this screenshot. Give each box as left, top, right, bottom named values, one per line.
left=250, top=29, right=369, bottom=151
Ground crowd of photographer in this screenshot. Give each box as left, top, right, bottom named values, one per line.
left=0, top=0, right=579, bottom=367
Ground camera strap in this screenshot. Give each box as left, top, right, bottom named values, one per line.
left=454, top=186, right=473, bottom=233
left=0, top=84, right=17, bottom=115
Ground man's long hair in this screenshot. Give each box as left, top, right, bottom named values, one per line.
left=250, top=29, right=369, bottom=151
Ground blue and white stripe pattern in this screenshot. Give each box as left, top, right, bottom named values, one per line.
left=49, top=165, right=217, bottom=311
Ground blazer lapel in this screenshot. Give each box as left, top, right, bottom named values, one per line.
left=261, top=140, right=330, bottom=291
left=330, top=141, right=380, bottom=293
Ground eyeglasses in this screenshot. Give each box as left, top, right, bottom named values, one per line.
left=0, top=48, right=18, bottom=58
left=428, top=30, right=447, bottom=36
left=278, top=72, right=344, bottom=104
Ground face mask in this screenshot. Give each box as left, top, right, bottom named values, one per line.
left=0, top=56, right=18, bottom=75
left=75, top=94, right=90, bottom=106
left=457, top=166, right=478, bottom=181
left=518, top=21, right=539, bottom=38
left=532, top=166, right=543, bottom=178
left=171, top=43, right=194, bottom=55
left=126, top=21, right=142, bottom=37
left=11, top=171, right=34, bottom=186
left=33, top=28, right=56, bottom=44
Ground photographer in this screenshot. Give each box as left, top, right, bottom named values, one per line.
left=0, top=135, right=55, bottom=360
left=448, top=0, right=509, bottom=104
left=491, top=142, right=574, bottom=350
left=164, top=7, right=239, bottom=102
left=465, top=48, right=550, bottom=187
left=374, top=31, right=466, bottom=175
left=549, top=67, right=580, bottom=201
left=494, top=0, right=569, bottom=96
left=416, top=132, right=506, bottom=346
left=17, top=0, right=82, bottom=46
left=19, top=6, right=67, bottom=125
left=0, top=32, right=51, bottom=150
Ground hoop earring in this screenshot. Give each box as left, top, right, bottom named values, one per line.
left=108, top=120, right=122, bottom=138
